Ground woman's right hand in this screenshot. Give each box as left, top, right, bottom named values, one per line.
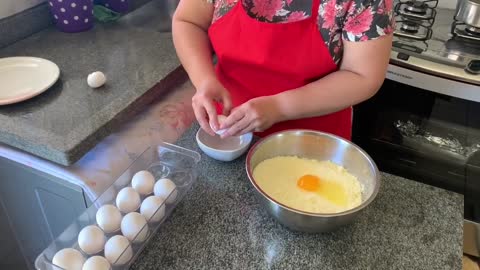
left=192, top=78, right=232, bottom=136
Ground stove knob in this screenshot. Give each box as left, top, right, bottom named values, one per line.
left=397, top=52, right=410, bottom=61
left=466, top=60, right=480, bottom=75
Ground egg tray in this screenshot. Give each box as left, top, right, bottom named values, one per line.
left=35, top=143, right=201, bottom=270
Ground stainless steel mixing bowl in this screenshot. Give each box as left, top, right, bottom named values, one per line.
left=246, top=130, right=381, bottom=233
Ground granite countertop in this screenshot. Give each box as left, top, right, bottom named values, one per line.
left=130, top=124, right=464, bottom=270
left=0, top=0, right=184, bottom=165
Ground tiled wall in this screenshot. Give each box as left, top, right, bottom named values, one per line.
left=0, top=0, right=45, bottom=20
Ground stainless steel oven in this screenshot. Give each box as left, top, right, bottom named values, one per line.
left=352, top=0, right=480, bottom=257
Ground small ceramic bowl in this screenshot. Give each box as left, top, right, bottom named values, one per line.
left=196, top=128, right=253, bottom=162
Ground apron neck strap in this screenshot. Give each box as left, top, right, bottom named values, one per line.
left=311, top=0, right=320, bottom=18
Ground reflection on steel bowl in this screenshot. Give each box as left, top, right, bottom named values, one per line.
left=246, top=130, right=381, bottom=233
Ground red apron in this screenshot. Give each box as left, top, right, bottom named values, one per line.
left=208, top=0, right=352, bottom=140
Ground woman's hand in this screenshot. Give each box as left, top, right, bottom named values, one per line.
left=192, top=78, right=232, bottom=136
left=173, top=0, right=228, bottom=136
left=220, top=96, right=283, bottom=137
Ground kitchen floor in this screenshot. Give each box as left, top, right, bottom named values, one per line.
left=464, top=255, right=480, bottom=270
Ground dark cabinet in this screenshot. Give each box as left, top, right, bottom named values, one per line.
left=0, top=156, right=89, bottom=269
left=0, top=199, right=27, bottom=270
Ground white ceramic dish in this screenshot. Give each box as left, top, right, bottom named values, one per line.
left=0, top=57, right=60, bottom=105
left=196, top=128, right=253, bottom=162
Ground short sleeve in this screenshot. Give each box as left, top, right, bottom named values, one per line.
left=212, top=0, right=238, bottom=23
left=342, top=0, right=395, bottom=42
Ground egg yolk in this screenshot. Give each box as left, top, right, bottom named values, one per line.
left=297, top=175, right=320, bottom=191
left=297, top=174, right=348, bottom=207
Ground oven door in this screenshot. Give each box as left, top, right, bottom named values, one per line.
left=466, top=148, right=480, bottom=257
left=352, top=72, right=480, bottom=194
left=466, top=160, right=480, bottom=257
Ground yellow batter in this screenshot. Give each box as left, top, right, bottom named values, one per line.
left=253, top=156, right=363, bottom=213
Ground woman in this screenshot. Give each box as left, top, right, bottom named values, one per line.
left=172, top=0, right=393, bottom=140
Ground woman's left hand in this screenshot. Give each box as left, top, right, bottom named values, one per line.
left=220, top=96, right=283, bottom=137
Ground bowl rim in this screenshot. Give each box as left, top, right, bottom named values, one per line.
left=196, top=128, right=253, bottom=153
left=245, top=129, right=381, bottom=217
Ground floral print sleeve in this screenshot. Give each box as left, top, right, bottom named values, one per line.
left=212, top=0, right=238, bottom=23
left=210, top=0, right=394, bottom=64
left=341, top=0, right=394, bottom=41
left=318, top=0, right=394, bottom=63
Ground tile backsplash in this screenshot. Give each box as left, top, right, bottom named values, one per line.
left=0, top=0, right=45, bottom=20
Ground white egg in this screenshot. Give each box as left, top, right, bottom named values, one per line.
left=121, top=212, right=149, bottom=243
left=78, top=225, right=105, bottom=255
left=131, top=170, right=155, bottom=195
left=210, top=115, right=227, bottom=135
left=104, top=235, right=133, bottom=266
left=154, top=178, right=177, bottom=204
left=82, top=256, right=111, bottom=270
left=116, top=187, right=141, bottom=213
left=140, top=196, right=166, bottom=223
left=87, top=71, right=106, bottom=88
left=52, top=248, right=85, bottom=270
left=96, top=204, right=122, bottom=233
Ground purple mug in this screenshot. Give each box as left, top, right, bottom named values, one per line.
left=48, top=0, right=94, bottom=33
left=102, top=0, right=130, bottom=13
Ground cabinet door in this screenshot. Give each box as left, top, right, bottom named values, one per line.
left=0, top=157, right=88, bottom=268
left=0, top=198, right=29, bottom=270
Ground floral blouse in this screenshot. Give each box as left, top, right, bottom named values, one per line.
left=210, top=0, right=394, bottom=64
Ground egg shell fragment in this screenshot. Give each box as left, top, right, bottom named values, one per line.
left=210, top=115, right=227, bottom=135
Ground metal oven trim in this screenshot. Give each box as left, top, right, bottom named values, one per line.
left=387, top=61, right=480, bottom=102
left=389, top=51, right=480, bottom=87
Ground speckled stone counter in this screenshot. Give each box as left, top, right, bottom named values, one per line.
left=131, top=124, right=464, bottom=270
left=0, top=0, right=184, bottom=165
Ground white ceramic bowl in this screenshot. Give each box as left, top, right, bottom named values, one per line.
left=196, top=128, right=253, bottom=162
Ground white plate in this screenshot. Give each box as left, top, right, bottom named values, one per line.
left=0, top=57, right=60, bottom=105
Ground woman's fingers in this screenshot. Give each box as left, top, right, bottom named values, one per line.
left=193, top=103, right=215, bottom=136
left=221, top=92, right=233, bottom=115
left=238, top=122, right=257, bottom=136
left=191, top=78, right=233, bottom=135
left=221, top=108, right=244, bottom=130
left=222, top=113, right=250, bottom=138
left=203, top=99, right=219, bottom=131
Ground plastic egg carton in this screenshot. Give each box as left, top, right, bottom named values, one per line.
left=35, top=143, right=201, bottom=270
